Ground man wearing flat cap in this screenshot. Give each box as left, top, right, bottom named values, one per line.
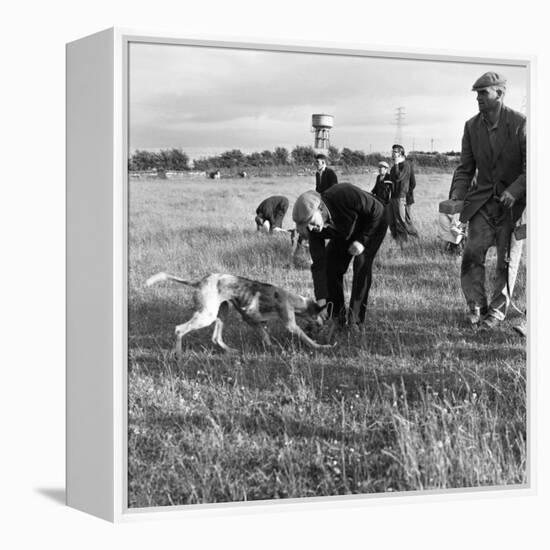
left=450, top=71, right=526, bottom=329
left=292, top=183, right=387, bottom=325
left=314, top=153, right=338, bottom=193
left=371, top=160, right=393, bottom=205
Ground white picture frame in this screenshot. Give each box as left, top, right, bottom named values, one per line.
left=66, top=27, right=535, bottom=522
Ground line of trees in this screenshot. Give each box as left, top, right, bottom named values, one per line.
left=128, top=146, right=460, bottom=172
left=128, top=149, right=190, bottom=171
left=408, top=152, right=460, bottom=169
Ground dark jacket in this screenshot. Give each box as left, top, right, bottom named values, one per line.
left=406, top=163, right=417, bottom=206
left=451, top=105, right=526, bottom=223
left=317, top=183, right=385, bottom=247
left=371, top=173, right=394, bottom=204
left=256, top=195, right=289, bottom=229
left=315, top=167, right=338, bottom=193
left=390, top=160, right=415, bottom=204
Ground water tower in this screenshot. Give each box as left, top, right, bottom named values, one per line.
left=311, top=113, right=334, bottom=153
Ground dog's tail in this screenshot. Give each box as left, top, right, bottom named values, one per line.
left=145, top=272, right=198, bottom=288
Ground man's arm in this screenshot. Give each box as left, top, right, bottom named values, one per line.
left=451, top=121, right=477, bottom=200
left=406, top=163, right=416, bottom=205
left=391, top=162, right=411, bottom=198
left=504, top=117, right=527, bottom=201
left=351, top=193, right=385, bottom=246
left=409, top=164, right=416, bottom=191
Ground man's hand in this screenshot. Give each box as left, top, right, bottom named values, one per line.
left=348, top=241, right=365, bottom=256
left=500, top=190, right=516, bottom=208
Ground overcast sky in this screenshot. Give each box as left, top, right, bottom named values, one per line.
left=128, top=42, right=527, bottom=157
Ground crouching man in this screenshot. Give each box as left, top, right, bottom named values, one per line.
left=292, top=183, right=387, bottom=325
left=255, top=195, right=289, bottom=233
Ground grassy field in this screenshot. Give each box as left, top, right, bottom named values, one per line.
left=127, top=171, right=527, bottom=509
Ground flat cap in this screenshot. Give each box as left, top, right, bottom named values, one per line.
left=293, top=190, right=321, bottom=223
left=378, top=161, right=389, bottom=169
left=315, top=153, right=328, bottom=161
left=472, top=71, right=507, bottom=91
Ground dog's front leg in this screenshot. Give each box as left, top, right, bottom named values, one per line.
left=286, top=322, right=334, bottom=349
left=175, top=328, right=184, bottom=359
left=281, top=307, right=333, bottom=350
left=254, top=324, right=272, bottom=349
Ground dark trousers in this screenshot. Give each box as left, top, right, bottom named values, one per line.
left=461, top=200, right=522, bottom=319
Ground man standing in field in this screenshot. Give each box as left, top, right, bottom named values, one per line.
left=387, top=144, right=418, bottom=244
left=450, top=71, right=526, bottom=329
left=292, top=183, right=387, bottom=326
left=314, top=153, right=338, bottom=193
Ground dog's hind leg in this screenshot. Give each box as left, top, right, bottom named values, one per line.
left=235, top=307, right=273, bottom=350
left=211, top=302, right=238, bottom=353
left=175, top=310, right=217, bottom=357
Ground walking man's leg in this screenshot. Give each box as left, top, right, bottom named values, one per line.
left=461, top=211, right=495, bottom=324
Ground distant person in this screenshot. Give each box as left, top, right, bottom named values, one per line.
left=405, top=155, right=417, bottom=225
left=371, top=161, right=393, bottom=205
left=387, top=144, right=418, bottom=245
left=314, top=153, right=338, bottom=193
left=255, top=195, right=289, bottom=233
left=292, top=184, right=387, bottom=326
left=511, top=210, right=527, bottom=337
left=450, top=71, right=526, bottom=329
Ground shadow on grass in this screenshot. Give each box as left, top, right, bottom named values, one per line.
left=133, top=347, right=524, bottom=445
left=129, top=296, right=525, bottom=379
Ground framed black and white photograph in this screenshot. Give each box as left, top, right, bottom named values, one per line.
left=66, top=28, right=533, bottom=522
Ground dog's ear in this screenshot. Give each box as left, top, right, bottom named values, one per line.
left=308, top=300, right=327, bottom=315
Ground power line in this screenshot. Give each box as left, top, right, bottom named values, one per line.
left=393, top=106, right=406, bottom=145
